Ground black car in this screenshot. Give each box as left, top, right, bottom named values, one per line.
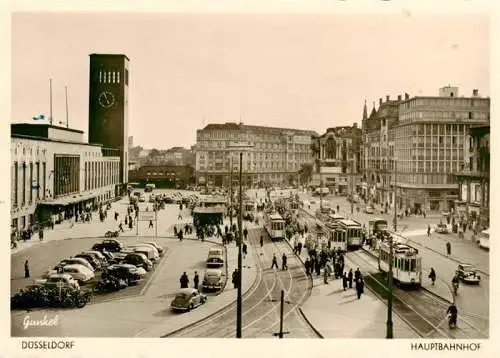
left=123, top=253, right=153, bottom=272
left=92, top=239, right=124, bottom=252
left=75, top=254, right=102, bottom=270
left=106, top=264, right=142, bottom=285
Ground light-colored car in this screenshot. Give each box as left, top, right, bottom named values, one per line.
left=456, top=264, right=481, bottom=285
left=40, top=273, right=80, bottom=290
left=111, top=263, right=147, bottom=277
left=143, top=242, right=165, bottom=256
left=130, top=245, right=159, bottom=262
left=435, top=223, right=449, bottom=234
left=42, top=264, right=95, bottom=283
left=170, top=288, right=207, bottom=312
left=206, top=247, right=225, bottom=268
left=364, top=206, right=375, bottom=214
left=201, top=269, right=225, bottom=291
left=57, top=257, right=94, bottom=272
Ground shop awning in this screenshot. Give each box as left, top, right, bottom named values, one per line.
left=38, top=192, right=98, bottom=206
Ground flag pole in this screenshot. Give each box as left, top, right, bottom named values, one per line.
left=65, top=86, right=69, bottom=128
left=49, top=78, right=53, bottom=125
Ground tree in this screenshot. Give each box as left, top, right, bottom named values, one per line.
left=298, top=163, right=313, bottom=184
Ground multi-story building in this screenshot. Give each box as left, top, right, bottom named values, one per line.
left=455, top=124, right=489, bottom=229
left=362, top=87, right=490, bottom=213
left=11, top=123, right=121, bottom=231
left=312, top=124, right=362, bottom=195
left=361, top=95, right=406, bottom=205
left=394, top=87, right=489, bottom=213
left=195, top=122, right=317, bottom=188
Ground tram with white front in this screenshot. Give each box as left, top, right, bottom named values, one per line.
left=337, top=219, right=363, bottom=250
left=478, top=229, right=489, bottom=250
left=264, top=212, right=286, bottom=241
left=378, top=237, right=422, bottom=288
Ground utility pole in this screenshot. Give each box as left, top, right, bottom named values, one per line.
left=229, top=157, right=233, bottom=229
left=393, top=160, right=397, bottom=232
left=279, top=290, right=285, bottom=338
left=386, top=233, right=394, bottom=338
left=236, top=152, right=243, bottom=338
left=350, top=159, right=354, bottom=214
left=136, top=210, right=139, bottom=236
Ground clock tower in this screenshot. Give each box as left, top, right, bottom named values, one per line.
left=88, top=53, right=129, bottom=188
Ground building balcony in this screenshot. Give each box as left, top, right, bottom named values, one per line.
left=455, top=170, right=489, bottom=180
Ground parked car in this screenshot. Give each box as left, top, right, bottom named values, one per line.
left=56, top=257, right=94, bottom=272
left=111, top=263, right=147, bottom=277
left=92, top=239, right=124, bottom=253
left=75, top=253, right=102, bottom=270
left=39, top=273, right=80, bottom=290
left=129, top=245, right=159, bottom=262
left=142, top=242, right=165, bottom=256
left=206, top=247, right=225, bottom=268
left=138, top=196, right=146, bottom=203
left=81, top=251, right=108, bottom=268
left=105, top=264, right=143, bottom=285
left=170, top=288, right=207, bottom=312
left=201, top=269, right=225, bottom=292
left=456, top=263, right=481, bottom=285
left=364, top=206, right=375, bottom=214
left=122, top=253, right=153, bottom=272
left=435, top=223, right=449, bottom=234
left=42, top=264, right=94, bottom=284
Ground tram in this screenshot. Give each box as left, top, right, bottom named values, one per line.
left=337, top=219, right=363, bottom=249
left=264, top=212, right=286, bottom=241
left=325, top=223, right=347, bottom=252
left=378, top=238, right=422, bottom=288
left=243, top=200, right=256, bottom=221
left=478, top=229, right=489, bottom=250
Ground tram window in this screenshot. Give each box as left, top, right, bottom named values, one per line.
left=403, top=259, right=409, bottom=271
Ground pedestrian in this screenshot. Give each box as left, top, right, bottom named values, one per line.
left=298, top=241, right=302, bottom=255
left=429, top=268, right=436, bottom=285
left=342, top=272, right=348, bottom=290
left=271, top=253, right=279, bottom=269
left=324, top=267, right=329, bottom=284
left=125, top=216, right=128, bottom=225
left=260, top=235, right=264, bottom=248
left=243, top=243, right=248, bottom=258
left=355, top=278, right=364, bottom=299
left=174, top=225, right=178, bottom=236
left=38, top=227, right=44, bottom=241
left=232, top=269, right=239, bottom=289
left=119, top=222, right=124, bottom=232
left=427, top=224, right=431, bottom=237
left=348, top=269, right=353, bottom=288
left=243, top=228, right=248, bottom=240
left=446, top=241, right=451, bottom=256
left=354, top=267, right=361, bottom=282
left=305, top=257, right=311, bottom=275
left=282, top=253, right=288, bottom=270
left=149, top=220, right=154, bottom=229
left=24, top=259, right=30, bottom=278
left=180, top=272, right=189, bottom=288
left=193, top=271, right=199, bottom=290
left=315, top=258, right=321, bottom=276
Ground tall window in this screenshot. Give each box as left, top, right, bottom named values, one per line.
left=36, top=162, right=40, bottom=199
left=42, top=162, right=46, bottom=199
left=13, top=162, right=18, bottom=206
left=22, top=163, right=26, bottom=205
left=29, top=162, right=33, bottom=203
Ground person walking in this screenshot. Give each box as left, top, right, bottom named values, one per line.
left=38, top=227, right=44, bottom=241
left=242, top=243, right=248, bottom=259
left=260, top=235, right=264, bottom=248
left=232, top=269, right=239, bottom=289
left=446, top=241, right=451, bottom=256
left=428, top=268, right=436, bottom=285
left=355, top=278, right=364, bottom=299
left=119, top=222, right=124, bottom=232
left=243, top=228, right=248, bottom=240
left=348, top=269, right=353, bottom=288
left=149, top=220, right=154, bottom=229
left=323, top=267, right=329, bottom=284
left=427, top=224, right=431, bottom=238
left=271, top=254, right=279, bottom=269
left=342, top=272, right=348, bottom=291
left=282, top=253, right=288, bottom=270
left=193, top=271, right=199, bottom=291
left=354, top=268, right=361, bottom=283
left=305, top=257, right=311, bottom=275
left=24, top=259, right=30, bottom=278
left=180, top=272, right=189, bottom=288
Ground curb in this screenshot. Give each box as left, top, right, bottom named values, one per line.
left=298, top=307, right=324, bottom=338
left=160, top=231, right=262, bottom=338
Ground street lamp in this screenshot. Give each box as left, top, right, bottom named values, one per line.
left=387, top=158, right=397, bottom=339
left=236, top=151, right=243, bottom=338
left=229, top=157, right=233, bottom=229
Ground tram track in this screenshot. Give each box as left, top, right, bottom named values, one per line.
left=163, top=227, right=318, bottom=338
left=346, top=250, right=488, bottom=339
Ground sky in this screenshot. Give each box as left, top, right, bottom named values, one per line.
left=11, top=12, right=489, bottom=149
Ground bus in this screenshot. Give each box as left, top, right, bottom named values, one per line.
left=378, top=238, right=422, bottom=288
left=478, top=229, right=489, bottom=250
left=337, top=219, right=363, bottom=250
left=264, top=212, right=286, bottom=241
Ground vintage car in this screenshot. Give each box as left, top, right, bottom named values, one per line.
left=456, top=264, right=481, bottom=284
left=364, top=206, right=375, bottom=214
left=75, top=253, right=102, bottom=270
left=435, top=223, right=449, bottom=234
left=105, top=264, right=144, bottom=285
left=39, top=273, right=80, bottom=290
left=170, top=288, right=207, bottom=312
left=201, top=269, right=225, bottom=292
left=122, top=253, right=153, bottom=272
left=92, top=239, right=125, bottom=253
left=206, top=247, right=225, bottom=268
left=142, top=242, right=165, bottom=256
left=129, top=245, right=159, bottom=262
left=42, top=264, right=95, bottom=284
left=56, top=257, right=94, bottom=272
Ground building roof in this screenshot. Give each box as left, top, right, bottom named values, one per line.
left=11, top=123, right=84, bottom=135
left=202, top=122, right=318, bottom=136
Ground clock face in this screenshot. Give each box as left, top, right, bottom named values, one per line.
left=98, top=91, right=116, bottom=109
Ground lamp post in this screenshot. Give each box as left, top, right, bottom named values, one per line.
left=387, top=158, right=396, bottom=339
left=229, top=157, right=233, bottom=229
left=236, top=152, right=243, bottom=338
left=350, top=158, right=355, bottom=215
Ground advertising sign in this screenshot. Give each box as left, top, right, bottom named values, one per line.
left=139, top=212, right=155, bottom=221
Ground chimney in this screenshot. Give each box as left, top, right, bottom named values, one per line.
left=386, top=95, right=390, bottom=102
left=405, top=93, right=410, bottom=100
left=473, top=89, right=479, bottom=97
left=397, top=95, right=402, bottom=101
left=379, top=98, right=382, bottom=106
